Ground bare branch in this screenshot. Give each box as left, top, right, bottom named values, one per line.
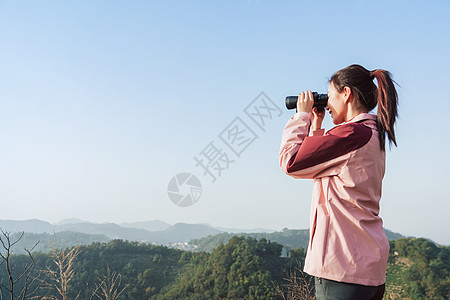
left=0, top=228, right=41, bottom=300
left=38, top=240, right=81, bottom=300
left=91, top=265, right=129, bottom=300
left=274, top=260, right=316, bottom=300
left=9, top=232, right=25, bottom=249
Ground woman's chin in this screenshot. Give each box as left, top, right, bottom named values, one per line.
left=332, top=117, right=343, bottom=125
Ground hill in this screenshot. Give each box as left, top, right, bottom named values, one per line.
left=190, top=228, right=407, bottom=253
left=0, top=236, right=448, bottom=299
left=6, top=231, right=111, bottom=255
left=0, top=237, right=298, bottom=299
left=385, top=238, right=450, bottom=299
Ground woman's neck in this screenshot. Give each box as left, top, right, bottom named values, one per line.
left=345, top=105, right=367, bottom=122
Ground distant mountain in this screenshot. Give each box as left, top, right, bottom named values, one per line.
left=8, top=231, right=111, bottom=254
left=384, top=228, right=406, bottom=240
left=0, top=219, right=222, bottom=244
left=0, top=219, right=53, bottom=233
left=120, top=220, right=171, bottom=232
left=55, top=218, right=86, bottom=225
left=208, top=224, right=277, bottom=234
left=163, top=223, right=221, bottom=241
left=54, top=222, right=221, bottom=244
left=0, top=219, right=414, bottom=249
left=55, top=222, right=155, bottom=241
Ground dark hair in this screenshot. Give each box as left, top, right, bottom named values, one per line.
left=330, top=64, right=398, bottom=150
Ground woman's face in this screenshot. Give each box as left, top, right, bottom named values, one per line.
left=327, top=82, right=347, bottom=125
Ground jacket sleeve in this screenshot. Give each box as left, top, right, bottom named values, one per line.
left=279, top=113, right=372, bottom=179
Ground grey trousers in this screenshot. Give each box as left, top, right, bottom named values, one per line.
left=315, top=277, right=385, bottom=300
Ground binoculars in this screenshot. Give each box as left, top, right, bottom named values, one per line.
left=285, top=92, right=328, bottom=111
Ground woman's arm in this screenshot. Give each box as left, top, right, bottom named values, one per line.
left=279, top=118, right=372, bottom=179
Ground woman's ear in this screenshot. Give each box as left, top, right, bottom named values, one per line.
left=343, top=86, right=352, bottom=103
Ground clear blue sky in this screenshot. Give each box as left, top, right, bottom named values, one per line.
left=0, top=0, right=449, bottom=244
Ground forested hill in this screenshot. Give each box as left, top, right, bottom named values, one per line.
left=0, top=236, right=448, bottom=299
left=191, top=228, right=405, bottom=253
left=0, top=237, right=298, bottom=299
left=385, top=238, right=450, bottom=299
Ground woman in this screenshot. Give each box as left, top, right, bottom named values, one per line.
left=279, top=64, right=398, bottom=300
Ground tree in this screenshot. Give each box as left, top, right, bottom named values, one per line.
left=156, top=236, right=284, bottom=299
left=89, top=265, right=128, bottom=300
left=0, top=229, right=40, bottom=300
left=274, top=261, right=315, bottom=300
left=39, top=244, right=81, bottom=300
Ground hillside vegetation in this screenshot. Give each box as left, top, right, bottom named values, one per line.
left=0, top=236, right=448, bottom=299
left=191, top=228, right=405, bottom=253
left=385, top=238, right=450, bottom=299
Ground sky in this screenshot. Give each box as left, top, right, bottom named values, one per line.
left=0, top=0, right=449, bottom=245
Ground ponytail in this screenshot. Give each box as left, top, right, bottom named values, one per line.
left=330, top=64, right=399, bottom=150
left=370, top=69, right=398, bottom=149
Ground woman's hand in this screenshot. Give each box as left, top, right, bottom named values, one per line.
left=296, top=91, right=314, bottom=113
left=311, top=107, right=326, bottom=131
left=297, top=91, right=325, bottom=131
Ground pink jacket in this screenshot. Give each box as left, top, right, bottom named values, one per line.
left=279, top=112, right=389, bottom=286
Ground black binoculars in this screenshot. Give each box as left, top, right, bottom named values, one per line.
left=285, top=92, right=328, bottom=111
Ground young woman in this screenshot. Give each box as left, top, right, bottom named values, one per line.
left=279, top=64, right=398, bottom=300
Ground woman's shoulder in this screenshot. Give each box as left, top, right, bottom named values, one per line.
left=326, top=122, right=373, bottom=142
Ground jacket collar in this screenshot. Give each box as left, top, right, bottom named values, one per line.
left=346, top=113, right=377, bottom=130
left=347, top=112, right=377, bottom=124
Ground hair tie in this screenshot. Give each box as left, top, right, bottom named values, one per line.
left=369, top=71, right=375, bottom=80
